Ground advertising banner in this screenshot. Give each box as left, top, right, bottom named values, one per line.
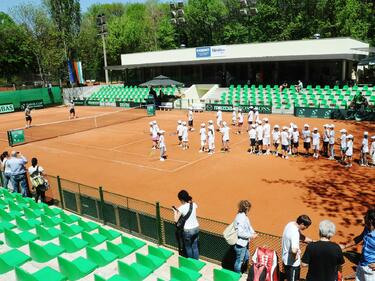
left=205, top=104, right=272, bottom=114
left=86, top=100, right=100, bottom=106
left=294, top=107, right=375, bottom=121
left=20, top=100, right=44, bottom=110
left=196, top=47, right=211, bottom=58
left=211, top=45, right=227, bottom=57
left=0, top=104, right=15, bottom=114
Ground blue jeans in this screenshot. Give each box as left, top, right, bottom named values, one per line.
left=183, top=227, right=199, bottom=260
left=11, top=173, right=28, bottom=197
left=3, top=173, right=11, bottom=190
left=234, top=243, right=249, bottom=273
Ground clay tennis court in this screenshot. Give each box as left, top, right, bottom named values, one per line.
left=0, top=106, right=374, bottom=245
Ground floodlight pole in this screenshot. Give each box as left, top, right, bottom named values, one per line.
left=97, top=14, right=109, bottom=84
left=101, top=34, right=109, bottom=84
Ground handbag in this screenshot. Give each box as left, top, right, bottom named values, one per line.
left=223, top=222, right=238, bottom=245
left=176, top=203, right=193, bottom=231
left=175, top=203, right=193, bottom=257
left=30, top=166, right=49, bottom=191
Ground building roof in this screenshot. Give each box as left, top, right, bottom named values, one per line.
left=115, top=38, right=369, bottom=70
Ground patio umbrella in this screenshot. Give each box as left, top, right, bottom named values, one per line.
left=139, top=75, right=184, bottom=87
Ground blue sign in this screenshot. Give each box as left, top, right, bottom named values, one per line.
left=196, top=47, right=211, bottom=58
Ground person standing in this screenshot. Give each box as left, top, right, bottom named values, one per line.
left=207, top=120, right=215, bottom=155
left=158, top=130, right=167, bottom=161
left=187, top=107, right=194, bottom=131
left=25, top=105, right=32, bottom=128
left=182, top=122, right=189, bottom=150
left=220, top=121, right=230, bottom=152
left=302, top=124, right=311, bottom=157
left=7, top=151, right=28, bottom=196
left=339, top=129, right=347, bottom=163
left=282, top=215, right=312, bottom=281
left=1, top=151, right=12, bottom=190
left=233, top=200, right=258, bottom=273
left=291, top=125, right=300, bottom=156
left=301, top=220, right=345, bottom=281
left=345, top=134, right=354, bottom=168
left=247, top=107, right=254, bottom=131
left=263, top=118, right=271, bottom=155
left=281, top=126, right=290, bottom=159
left=370, top=136, right=375, bottom=166
left=28, top=158, right=48, bottom=203
left=68, top=100, right=76, bottom=119
left=254, top=107, right=260, bottom=124
left=272, top=125, right=281, bottom=156
left=199, top=123, right=207, bottom=153
left=173, top=190, right=199, bottom=260
left=328, top=124, right=336, bottom=160
left=176, top=120, right=183, bottom=146
left=216, top=109, right=223, bottom=131
left=360, top=132, right=369, bottom=167
left=248, top=124, right=257, bottom=154
left=312, top=128, right=321, bottom=159
left=237, top=109, right=244, bottom=134
left=256, top=121, right=264, bottom=155
left=322, top=124, right=330, bottom=157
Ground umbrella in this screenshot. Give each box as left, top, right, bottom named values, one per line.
left=139, top=75, right=184, bottom=87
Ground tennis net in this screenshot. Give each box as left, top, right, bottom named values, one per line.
left=8, top=106, right=148, bottom=146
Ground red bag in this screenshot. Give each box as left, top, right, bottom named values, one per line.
left=248, top=247, right=279, bottom=281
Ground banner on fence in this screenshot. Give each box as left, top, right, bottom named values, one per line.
left=20, top=100, right=44, bottom=110
left=0, top=104, right=15, bottom=114
left=72, top=99, right=85, bottom=106
left=294, top=107, right=375, bottom=121
left=205, top=103, right=272, bottom=114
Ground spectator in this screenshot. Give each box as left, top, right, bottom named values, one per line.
left=7, top=151, right=28, bottom=196
left=233, top=200, right=257, bottom=273
left=341, top=208, right=375, bottom=281
left=282, top=215, right=313, bottom=281
left=28, top=158, right=47, bottom=203
left=301, top=220, right=345, bottom=281
left=1, top=151, right=12, bottom=190
left=173, top=190, right=199, bottom=259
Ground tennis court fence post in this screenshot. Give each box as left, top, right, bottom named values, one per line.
left=57, top=176, right=64, bottom=209
left=99, top=186, right=106, bottom=225
left=155, top=202, right=163, bottom=245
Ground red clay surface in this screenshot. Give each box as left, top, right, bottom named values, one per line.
left=1, top=106, right=374, bottom=245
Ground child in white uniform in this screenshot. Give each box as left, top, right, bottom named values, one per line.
left=254, top=108, right=260, bottom=123
left=220, top=121, right=230, bottom=152
left=176, top=120, right=183, bottom=146
left=150, top=122, right=159, bottom=149
left=158, top=130, right=167, bottom=161
left=182, top=121, right=189, bottom=150
left=256, top=120, right=264, bottom=155
left=288, top=123, right=294, bottom=154
left=272, top=125, right=281, bottom=156
left=339, top=129, right=347, bottom=162
left=232, top=110, right=237, bottom=126
left=312, top=128, right=320, bottom=159
left=345, top=134, right=353, bottom=168
left=360, top=132, right=369, bottom=166
left=199, top=123, right=207, bottom=152
left=216, top=109, right=223, bottom=130
left=237, top=109, right=244, bottom=134
left=302, top=124, right=311, bottom=157
left=322, top=124, right=330, bottom=157
left=187, top=108, right=194, bottom=131
left=370, top=136, right=375, bottom=166
left=247, top=107, right=254, bottom=131
left=263, top=118, right=271, bottom=155
left=328, top=124, right=335, bottom=160
left=291, top=125, right=299, bottom=156
left=281, top=126, right=289, bottom=159
left=207, top=120, right=215, bottom=155
left=248, top=124, right=257, bottom=154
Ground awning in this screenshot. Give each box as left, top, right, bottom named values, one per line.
left=139, top=75, right=184, bottom=87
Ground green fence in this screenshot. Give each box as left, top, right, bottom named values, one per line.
left=47, top=175, right=356, bottom=279
left=294, top=106, right=375, bottom=121
left=0, top=87, right=62, bottom=112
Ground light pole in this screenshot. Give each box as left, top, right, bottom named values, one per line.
left=170, top=1, right=186, bottom=47
left=97, top=14, right=109, bottom=84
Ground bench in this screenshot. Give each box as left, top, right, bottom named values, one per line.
left=159, top=102, right=173, bottom=111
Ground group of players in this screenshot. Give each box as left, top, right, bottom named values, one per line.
left=149, top=107, right=375, bottom=167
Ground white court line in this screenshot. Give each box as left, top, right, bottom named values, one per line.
left=29, top=143, right=174, bottom=173
left=111, top=138, right=151, bottom=150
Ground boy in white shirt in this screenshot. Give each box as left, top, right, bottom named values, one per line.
left=312, top=128, right=320, bottom=159
left=291, top=125, right=300, bottom=156
left=182, top=121, right=189, bottom=150
left=216, top=109, right=223, bottom=130
left=256, top=120, right=264, bottom=155
left=281, top=126, right=289, bottom=159
left=220, top=121, right=230, bottom=152
left=207, top=120, right=215, bottom=155
left=176, top=120, right=183, bottom=146
left=345, top=134, right=354, bottom=168
left=263, top=118, right=271, bottom=155
left=328, top=124, right=335, bottom=160
left=248, top=124, right=257, bottom=154
left=370, top=136, right=375, bottom=166
left=339, top=129, right=347, bottom=162
left=254, top=107, right=260, bottom=123
left=272, top=125, right=281, bottom=156
left=237, top=109, right=244, bottom=134
left=288, top=123, right=294, bottom=155
left=158, top=130, right=167, bottom=161
left=322, top=124, right=330, bottom=157
left=150, top=122, right=159, bottom=150
left=199, top=123, right=207, bottom=153
left=302, top=124, right=311, bottom=157
left=187, top=107, right=194, bottom=131
left=232, top=109, right=237, bottom=126
left=360, top=132, right=369, bottom=167
left=247, top=107, right=254, bottom=131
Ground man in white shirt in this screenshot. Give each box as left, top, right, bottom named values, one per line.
left=328, top=124, right=335, bottom=160
left=256, top=121, right=264, bottom=155
left=182, top=122, right=189, bottom=150
left=322, top=124, right=330, bottom=157
left=282, top=215, right=312, bottom=281
left=339, top=129, right=347, bottom=162
left=216, top=109, right=223, bottom=130
left=199, top=123, right=207, bottom=153
left=158, top=130, right=167, bottom=161
left=263, top=118, right=271, bottom=155
left=220, top=121, right=230, bottom=152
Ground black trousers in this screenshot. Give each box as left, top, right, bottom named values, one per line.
left=35, top=185, right=46, bottom=203
left=283, top=265, right=300, bottom=281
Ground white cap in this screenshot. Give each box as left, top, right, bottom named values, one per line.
left=258, top=120, right=262, bottom=124
left=201, top=123, right=205, bottom=127
left=364, top=131, right=368, bottom=135
left=330, top=124, right=335, bottom=128
left=323, top=124, right=328, bottom=127
left=263, top=118, right=268, bottom=122
left=222, top=121, right=227, bottom=126
left=250, top=106, right=254, bottom=109
left=293, top=125, right=298, bottom=129
left=340, top=129, right=347, bottom=133
left=182, top=121, right=187, bottom=125
left=252, top=124, right=256, bottom=128
left=149, top=122, right=153, bottom=125
left=238, top=108, right=242, bottom=112
left=371, top=136, right=375, bottom=140
left=274, top=125, right=279, bottom=128
left=177, top=120, right=182, bottom=124
left=283, top=126, right=288, bottom=130
left=255, top=107, right=258, bottom=110
left=208, top=120, right=213, bottom=124
left=304, top=124, right=309, bottom=127
left=159, top=130, right=165, bottom=134
left=347, top=134, right=353, bottom=139
left=152, top=120, right=157, bottom=124
left=313, top=127, right=318, bottom=131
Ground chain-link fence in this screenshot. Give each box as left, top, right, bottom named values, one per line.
left=46, top=175, right=356, bottom=279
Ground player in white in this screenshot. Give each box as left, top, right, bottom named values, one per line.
left=247, top=107, right=254, bottom=131
left=220, top=121, right=230, bottom=152
left=328, top=124, right=335, bottom=160
left=237, top=109, right=244, bottom=134
left=288, top=123, right=294, bottom=154
left=150, top=122, right=159, bottom=149
left=207, top=120, right=215, bottom=155
left=256, top=120, right=264, bottom=155
left=158, top=130, right=167, bottom=161
left=254, top=107, right=260, bottom=123
left=216, top=109, right=223, bottom=131
left=248, top=124, right=257, bottom=154
left=199, top=123, right=207, bottom=153
left=339, top=129, right=347, bottom=162
left=302, top=124, right=311, bottom=157
left=360, top=131, right=369, bottom=167
left=370, top=136, right=375, bottom=166
left=322, top=124, right=330, bottom=157
left=291, top=125, right=300, bottom=156
left=153, top=120, right=159, bottom=132
left=272, top=125, right=281, bottom=156
left=345, top=134, right=354, bottom=168
left=232, top=109, right=237, bottom=126
left=176, top=120, right=183, bottom=146
left=187, top=107, right=194, bottom=131
left=280, top=126, right=289, bottom=159
left=182, top=121, right=189, bottom=150
left=263, top=118, right=271, bottom=155
left=312, top=128, right=321, bottom=159
left=69, top=100, right=76, bottom=119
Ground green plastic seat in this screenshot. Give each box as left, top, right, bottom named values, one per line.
left=118, top=260, right=152, bottom=281
left=24, top=207, right=44, bottom=219
left=59, top=234, right=88, bottom=253
left=60, top=222, right=83, bottom=236
left=0, top=208, right=20, bottom=221
left=0, top=249, right=31, bottom=274
left=0, top=220, right=15, bottom=233
left=78, top=219, right=99, bottom=231
left=94, top=274, right=128, bottom=281
left=15, top=215, right=41, bottom=231
left=148, top=245, right=174, bottom=260
left=60, top=212, right=80, bottom=224
left=4, top=228, right=37, bottom=247
left=35, top=224, right=62, bottom=241
left=58, top=256, right=97, bottom=281
left=213, top=268, right=241, bottom=281
left=29, top=200, right=47, bottom=211
left=136, top=252, right=164, bottom=272
left=178, top=256, right=206, bottom=272
left=98, top=226, right=121, bottom=240
left=86, top=246, right=118, bottom=267
left=106, top=241, right=135, bottom=258
left=170, top=266, right=201, bottom=281
left=8, top=201, right=25, bottom=213
left=43, top=206, right=63, bottom=216
left=41, top=214, right=63, bottom=227
left=29, top=240, right=65, bottom=263
left=82, top=231, right=107, bottom=246
left=15, top=266, right=67, bottom=281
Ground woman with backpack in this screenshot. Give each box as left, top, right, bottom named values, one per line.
left=233, top=200, right=258, bottom=273
left=28, top=157, right=48, bottom=203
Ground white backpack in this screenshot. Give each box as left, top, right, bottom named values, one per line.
left=223, top=222, right=238, bottom=245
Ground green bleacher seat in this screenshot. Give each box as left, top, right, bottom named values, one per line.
left=0, top=208, right=20, bottom=221
left=178, top=256, right=206, bottom=272
left=29, top=240, right=65, bottom=263
left=148, top=245, right=174, bottom=260
left=86, top=246, right=118, bottom=267
left=15, top=266, right=67, bottom=281
left=59, top=234, right=88, bottom=253
left=0, top=220, right=15, bottom=233
left=106, top=241, right=135, bottom=258
left=35, top=224, right=62, bottom=241
left=118, top=260, right=152, bottom=281
left=82, top=231, right=107, bottom=247
left=15, top=215, right=41, bottom=231
left=41, top=214, right=63, bottom=227
left=170, top=266, right=201, bottom=281
left=78, top=219, right=99, bottom=232
left=60, top=212, right=81, bottom=224
left=213, top=268, right=241, bottom=281
left=121, top=235, right=146, bottom=250
left=4, top=228, right=38, bottom=248
left=98, top=226, right=121, bottom=240
left=24, top=207, right=43, bottom=219
left=135, top=252, right=164, bottom=272
left=60, top=222, right=83, bottom=237
left=0, top=249, right=31, bottom=274
left=58, top=256, right=97, bottom=281
left=94, top=274, right=127, bottom=281
left=29, top=200, right=47, bottom=210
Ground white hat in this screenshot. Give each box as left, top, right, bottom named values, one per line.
left=304, top=124, right=309, bottom=127
left=347, top=134, right=353, bottom=139
left=340, top=129, right=347, bottom=133
left=330, top=124, right=335, bottom=128
left=222, top=121, right=227, bottom=126
left=283, top=126, right=288, bottom=130
left=293, top=125, right=298, bottom=129
left=364, top=131, right=368, bottom=135
left=177, top=120, right=182, bottom=124
left=313, top=127, right=318, bottom=131
left=263, top=118, right=268, bottom=122
left=371, top=136, right=375, bottom=140
left=238, top=108, right=242, bottom=112
left=182, top=121, right=187, bottom=125
left=252, top=124, right=256, bottom=128
left=149, top=122, right=153, bottom=125
left=274, top=125, right=279, bottom=128
left=152, top=120, right=157, bottom=124
left=323, top=124, right=328, bottom=127
left=208, top=120, right=213, bottom=124
left=158, top=130, right=165, bottom=134
left=258, top=120, right=262, bottom=124
left=290, top=122, right=294, bottom=126
left=201, top=123, right=205, bottom=127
